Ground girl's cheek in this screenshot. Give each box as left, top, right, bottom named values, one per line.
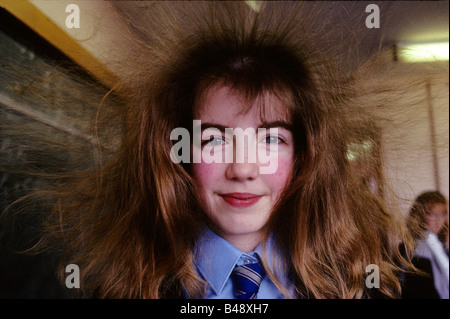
left=191, top=162, right=220, bottom=187
left=264, top=154, right=294, bottom=189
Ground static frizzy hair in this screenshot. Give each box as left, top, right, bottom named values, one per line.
left=11, top=2, right=415, bottom=298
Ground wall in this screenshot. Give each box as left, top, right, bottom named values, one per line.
left=359, top=58, right=449, bottom=216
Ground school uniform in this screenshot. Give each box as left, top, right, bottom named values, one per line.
left=413, top=232, right=449, bottom=299
left=401, top=232, right=449, bottom=299
left=193, top=228, right=293, bottom=299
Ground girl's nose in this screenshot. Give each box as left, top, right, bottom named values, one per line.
left=225, top=139, right=260, bottom=181
left=225, top=161, right=259, bottom=181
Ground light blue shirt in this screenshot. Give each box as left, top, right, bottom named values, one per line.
left=414, top=232, right=449, bottom=299
left=192, top=228, right=292, bottom=299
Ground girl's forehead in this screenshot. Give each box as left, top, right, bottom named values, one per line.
left=429, top=202, right=448, bottom=214
left=195, top=84, right=292, bottom=124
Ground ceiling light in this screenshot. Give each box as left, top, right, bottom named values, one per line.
left=397, top=41, right=449, bottom=63
left=245, top=1, right=261, bottom=13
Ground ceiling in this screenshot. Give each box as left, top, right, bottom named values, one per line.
left=113, top=1, right=449, bottom=74
left=294, top=1, right=449, bottom=71
left=315, top=1, right=448, bottom=43
left=16, top=1, right=450, bottom=83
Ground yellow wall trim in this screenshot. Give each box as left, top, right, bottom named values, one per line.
left=0, top=0, right=117, bottom=87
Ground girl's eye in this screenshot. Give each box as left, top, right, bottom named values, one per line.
left=265, top=135, right=284, bottom=144
left=204, top=136, right=225, bottom=146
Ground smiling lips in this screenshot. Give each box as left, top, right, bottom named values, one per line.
left=219, top=193, right=263, bottom=208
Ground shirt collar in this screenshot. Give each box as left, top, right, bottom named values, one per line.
left=194, top=228, right=243, bottom=295
left=194, top=228, right=279, bottom=296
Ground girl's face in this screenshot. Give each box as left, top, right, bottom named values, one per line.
left=191, top=85, right=294, bottom=252
left=425, top=203, right=448, bottom=235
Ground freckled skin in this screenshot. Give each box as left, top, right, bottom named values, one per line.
left=191, top=85, right=294, bottom=252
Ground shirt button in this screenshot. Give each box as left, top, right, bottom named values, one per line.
left=243, top=257, right=253, bottom=264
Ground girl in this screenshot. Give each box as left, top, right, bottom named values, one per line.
left=3, top=2, right=415, bottom=298
left=405, top=191, right=449, bottom=298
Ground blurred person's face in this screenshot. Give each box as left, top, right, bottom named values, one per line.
left=425, top=203, right=448, bottom=235
left=191, top=85, right=294, bottom=252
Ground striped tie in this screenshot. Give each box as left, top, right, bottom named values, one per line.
left=231, top=261, right=265, bottom=299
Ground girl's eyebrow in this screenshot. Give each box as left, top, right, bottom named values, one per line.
left=197, top=121, right=293, bottom=132
left=199, top=123, right=228, bottom=132
left=259, top=121, right=293, bottom=131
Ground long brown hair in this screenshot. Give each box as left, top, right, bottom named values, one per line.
left=5, top=2, right=415, bottom=298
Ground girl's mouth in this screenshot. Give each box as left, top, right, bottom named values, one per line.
left=219, top=193, right=263, bottom=208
